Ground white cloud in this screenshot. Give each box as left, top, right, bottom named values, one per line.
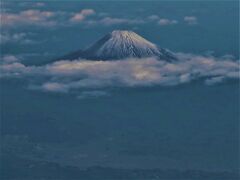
left=70, top=9, right=95, bottom=23
left=148, top=15, right=159, bottom=21
left=18, top=2, right=45, bottom=7
left=205, top=76, right=225, bottom=85
left=0, top=8, right=143, bottom=28
left=147, top=15, right=178, bottom=26
left=0, top=62, right=26, bottom=78
left=100, top=17, right=129, bottom=25
left=158, top=18, right=178, bottom=26
left=184, top=16, right=198, bottom=25
left=34, top=2, right=45, bottom=7
left=94, top=17, right=144, bottom=26
left=1, top=9, right=57, bottom=27
left=41, top=82, right=68, bottom=93
left=1, top=55, right=19, bottom=63
left=1, top=9, right=182, bottom=28
left=0, top=54, right=239, bottom=93
left=0, top=33, right=25, bottom=44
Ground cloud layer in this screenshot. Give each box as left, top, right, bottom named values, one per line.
left=70, top=9, right=95, bottom=23
left=1, top=54, right=239, bottom=93
left=184, top=16, right=198, bottom=25
left=1, top=5, right=198, bottom=29
left=1, top=10, right=57, bottom=27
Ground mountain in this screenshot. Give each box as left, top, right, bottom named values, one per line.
left=57, top=30, right=177, bottom=62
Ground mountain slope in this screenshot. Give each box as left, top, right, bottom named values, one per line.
left=58, top=30, right=177, bottom=61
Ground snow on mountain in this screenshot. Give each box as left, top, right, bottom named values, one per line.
left=58, top=30, right=177, bottom=62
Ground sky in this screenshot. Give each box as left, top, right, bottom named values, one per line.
left=0, top=0, right=239, bottom=179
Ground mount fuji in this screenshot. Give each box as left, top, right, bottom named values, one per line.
left=58, top=30, right=177, bottom=62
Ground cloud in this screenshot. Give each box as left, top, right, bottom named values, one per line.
left=184, top=16, right=198, bottom=25
left=34, top=2, right=45, bottom=7
left=1, top=55, right=19, bottom=64
left=205, top=76, right=225, bottom=85
left=0, top=33, right=25, bottom=44
left=148, top=15, right=159, bottom=21
left=0, top=8, right=143, bottom=28
left=147, top=15, right=178, bottom=26
left=101, top=17, right=144, bottom=25
left=1, top=9, right=182, bottom=28
left=0, top=32, right=36, bottom=44
left=158, top=18, right=178, bottom=26
left=41, top=82, right=68, bottom=93
left=70, top=9, right=95, bottom=23
left=18, top=2, right=45, bottom=8
left=1, top=9, right=57, bottom=27
left=0, top=53, right=239, bottom=93
left=86, top=17, right=144, bottom=26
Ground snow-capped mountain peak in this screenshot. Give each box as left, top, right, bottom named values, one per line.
left=93, top=30, right=159, bottom=58
left=101, top=30, right=158, bottom=51
left=58, top=30, right=177, bottom=61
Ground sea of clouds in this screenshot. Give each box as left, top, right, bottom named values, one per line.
left=0, top=53, right=239, bottom=93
